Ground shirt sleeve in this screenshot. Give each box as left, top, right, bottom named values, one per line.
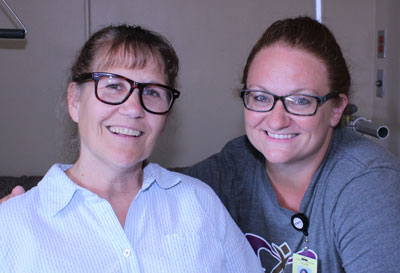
left=332, top=167, right=400, bottom=272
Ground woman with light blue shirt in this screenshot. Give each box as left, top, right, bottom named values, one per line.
left=0, top=25, right=262, bottom=272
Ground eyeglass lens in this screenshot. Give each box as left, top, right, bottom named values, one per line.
left=97, top=74, right=173, bottom=113
left=244, top=91, right=318, bottom=115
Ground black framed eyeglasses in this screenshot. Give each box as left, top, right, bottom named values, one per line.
left=240, top=89, right=338, bottom=116
left=72, top=72, right=181, bottom=115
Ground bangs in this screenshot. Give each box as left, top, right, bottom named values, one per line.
left=92, top=42, right=164, bottom=72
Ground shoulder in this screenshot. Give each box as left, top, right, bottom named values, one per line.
left=323, top=129, right=400, bottom=190
left=0, top=183, right=41, bottom=253
left=144, top=163, right=236, bottom=234
left=183, top=136, right=265, bottom=219
left=185, top=135, right=262, bottom=181
left=0, top=185, right=40, bottom=218
left=331, top=128, right=400, bottom=170
left=322, top=129, right=400, bottom=227
left=311, top=130, right=400, bottom=270
left=0, top=164, right=74, bottom=229
left=214, top=135, right=260, bottom=160
left=143, top=165, right=262, bottom=272
left=316, top=129, right=400, bottom=223
left=190, top=135, right=259, bottom=166
left=323, top=131, right=400, bottom=270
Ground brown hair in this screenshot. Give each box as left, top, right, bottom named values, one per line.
left=70, top=24, right=179, bottom=88
left=241, top=16, right=350, bottom=97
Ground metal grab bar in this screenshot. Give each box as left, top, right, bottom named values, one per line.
left=344, top=104, right=390, bottom=139
left=0, top=0, right=27, bottom=39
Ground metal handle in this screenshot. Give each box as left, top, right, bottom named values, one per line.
left=350, top=116, right=390, bottom=139
left=0, top=0, right=27, bottom=39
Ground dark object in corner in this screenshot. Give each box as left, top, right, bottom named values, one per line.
left=0, top=176, right=42, bottom=199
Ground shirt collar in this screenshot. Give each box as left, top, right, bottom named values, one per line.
left=38, top=164, right=85, bottom=217
left=39, top=163, right=182, bottom=216
left=142, top=163, right=182, bottom=191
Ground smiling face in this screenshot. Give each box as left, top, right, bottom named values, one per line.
left=68, top=60, right=167, bottom=172
left=244, top=44, right=347, bottom=168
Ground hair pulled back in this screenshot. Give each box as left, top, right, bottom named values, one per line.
left=241, top=16, right=350, bottom=97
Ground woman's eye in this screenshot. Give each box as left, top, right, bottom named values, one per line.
left=254, top=95, right=265, bottom=102
left=143, top=87, right=161, bottom=97
left=253, top=94, right=271, bottom=103
left=106, top=83, right=124, bottom=90
left=98, top=78, right=128, bottom=92
left=290, top=96, right=312, bottom=105
left=297, top=97, right=312, bottom=105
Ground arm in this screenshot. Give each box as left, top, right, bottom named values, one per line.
left=221, top=205, right=264, bottom=273
left=333, top=168, right=400, bottom=272
left=196, top=180, right=262, bottom=273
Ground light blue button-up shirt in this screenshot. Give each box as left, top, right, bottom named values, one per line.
left=0, top=163, right=262, bottom=272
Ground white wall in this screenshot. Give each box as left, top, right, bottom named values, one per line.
left=324, top=0, right=376, bottom=119
left=0, top=0, right=391, bottom=175
left=373, top=0, right=400, bottom=155
left=0, top=0, right=86, bottom=175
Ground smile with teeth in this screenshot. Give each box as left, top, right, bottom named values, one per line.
left=267, top=131, right=297, bottom=139
left=107, top=126, right=142, bottom=137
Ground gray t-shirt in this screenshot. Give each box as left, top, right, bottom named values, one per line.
left=185, top=128, right=400, bottom=272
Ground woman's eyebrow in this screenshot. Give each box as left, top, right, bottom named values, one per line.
left=246, top=84, right=268, bottom=91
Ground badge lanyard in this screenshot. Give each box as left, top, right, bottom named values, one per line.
left=291, top=213, right=310, bottom=250
left=291, top=213, right=318, bottom=273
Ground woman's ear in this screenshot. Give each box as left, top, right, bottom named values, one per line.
left=329, top=93, right=348, bottom=127
left=68, top=82, right=81, bottom=123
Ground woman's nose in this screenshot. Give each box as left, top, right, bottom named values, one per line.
left=265, top=100, right=291, bottom=130
left=118, top=89, right=145, bottom=117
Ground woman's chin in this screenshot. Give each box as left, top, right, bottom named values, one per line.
left=263, top=150, right=296, bottom=166
left=105, top=152, right=148, bottom=171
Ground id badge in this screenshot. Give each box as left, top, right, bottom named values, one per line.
left=292, top=253, right=317, bottom=273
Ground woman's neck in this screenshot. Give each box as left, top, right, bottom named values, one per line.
left=66, top=157, right=143, bottom=227
left=267, top=162, right=315, bottom=212
left=266, top=133, right=332, bottom=212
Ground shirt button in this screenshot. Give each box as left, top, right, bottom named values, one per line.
left=123, top=248, right=131, bottom=258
